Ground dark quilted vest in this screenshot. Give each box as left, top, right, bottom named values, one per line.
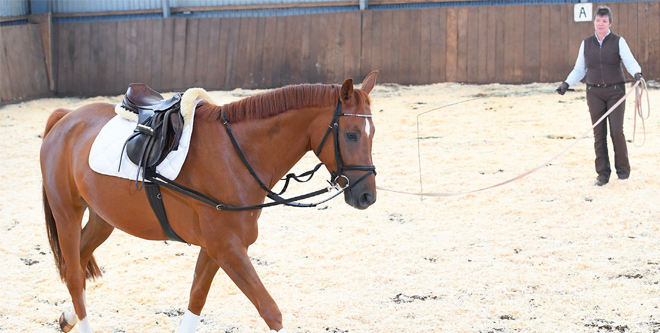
left=584, top=33, right=626, bottom=85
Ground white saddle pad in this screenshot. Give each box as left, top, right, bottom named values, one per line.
left=88, top=109, right=195, bottom=182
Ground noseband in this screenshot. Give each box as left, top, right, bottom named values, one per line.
left=315, top=100, right=377, bottom=189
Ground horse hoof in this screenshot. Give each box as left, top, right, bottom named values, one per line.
left=59, top=313, right=74, bottom=332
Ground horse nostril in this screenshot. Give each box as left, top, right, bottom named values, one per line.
left=359, top=192, right=373, bottom=208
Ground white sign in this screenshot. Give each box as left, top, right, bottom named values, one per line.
left=574, top=3, right=593, bottom=22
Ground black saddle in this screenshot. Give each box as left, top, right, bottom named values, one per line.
left=120, top=83, right=185, bottom=181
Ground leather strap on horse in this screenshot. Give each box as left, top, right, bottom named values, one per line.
left=220, top=112, right=321, bottom=208
left=144, top=174, right=187, bottom=243
left=378, top=80, right=648, bottom=197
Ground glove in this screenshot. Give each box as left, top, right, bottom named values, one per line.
left=634, top=72, right=643, bottom=83
left=556, top=82, right=569, bottom=95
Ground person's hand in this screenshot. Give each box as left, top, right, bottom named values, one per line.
left=634, top=72, right=644, bottom=83
left=556, top=82, right=569, bottom=95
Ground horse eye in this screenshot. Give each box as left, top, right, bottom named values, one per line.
left=346, top=132, right=359, bottom=142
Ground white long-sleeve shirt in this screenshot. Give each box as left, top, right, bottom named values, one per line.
left=565, top=30, right=642, bottom=87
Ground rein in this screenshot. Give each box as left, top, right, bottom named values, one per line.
left=378, top=80, right=648, bottom=197
left=147, top=99, right=376, bottom=211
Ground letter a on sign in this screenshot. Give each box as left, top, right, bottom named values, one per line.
left=574, top=3, right=593, bottom=22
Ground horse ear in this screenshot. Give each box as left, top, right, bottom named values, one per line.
left=360, top=70, right=378, bottom=94
left=340, top=78, right=354, bottom=101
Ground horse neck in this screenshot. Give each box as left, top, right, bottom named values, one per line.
left=227, top=105, right=329, bottom=189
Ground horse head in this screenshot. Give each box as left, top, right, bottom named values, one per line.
left=313, top=70, right=378, bottom=210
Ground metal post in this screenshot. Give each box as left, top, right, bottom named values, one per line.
left=359, top=0, right=368, bottom=11
left=162, top=0, right=171, bottom=18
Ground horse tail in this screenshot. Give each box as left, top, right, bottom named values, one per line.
left=43, top=187, right=66, bottom=281
left=42, top=108, right=70, bottom=281
left=42, top=108, right=102, bottom=281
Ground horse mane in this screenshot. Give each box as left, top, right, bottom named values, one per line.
left=196, top=83, right=370, bottom=123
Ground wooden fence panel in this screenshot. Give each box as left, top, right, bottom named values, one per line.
left=396, top=10, right=410, bottom=84
left=419, top=9, right=431, bottom=84
left=0, top=24, right=49, bottom=104
left=523, top=5, right=541, bottom=83
left=648, top=2, right=660, bottom=79
left=636, top=2, right=648, bottom=76
left=182, top=18, right=198, bottom=88
left=361, top=11, right=374, bottom=80
left=0, top=27, right=13, bottom=101
left=455, top=7, right=468, bottom=82
left=4, top=27, right=31, bottom=98
left=344, top=12, right=361, bottom=82
left=476, top=6, right=488, bottom=84
left=113, top=21, right=127, bottom=94
left=160, top=18, right=174, bottom=91
left=429, top=8, right=446, bottom=83
left=150, top=19, right=164, bottom=90
left=194, top=18, right=211, bottom=88
left=445, top=7, right=458, bottom=83
left=504, top=6, right=525, bottom=83
left=271, top=16, right=287, bottom=87
left=251, top=17, right=266, bottom=89
left=282, top=15, right=302, bottom=86
left=171, top=18, right=187, bottom=90
left=260, top=17, right=276, bottom=88
left=466, top=6, right=479, bottom=84
left=378, top=10, right=395, bottom=84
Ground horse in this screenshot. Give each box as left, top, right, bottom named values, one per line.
left=40, top=71, right=379, bottom=333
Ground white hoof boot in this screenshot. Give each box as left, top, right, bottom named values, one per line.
left=178, top=309, right=201, bottom=333
left=79, top=317, right=93, bottom=333
left=59, top=305, right=78, bottom=332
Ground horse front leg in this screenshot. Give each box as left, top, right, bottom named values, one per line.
left=209, top=239, right=284, bottom=332
left=178, top=248, right=220, bottom=333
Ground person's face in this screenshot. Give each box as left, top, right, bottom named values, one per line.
left=594, top=15, right=612, bottom=36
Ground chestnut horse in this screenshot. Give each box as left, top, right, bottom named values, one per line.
left=40, top=71, right=378, bottom=333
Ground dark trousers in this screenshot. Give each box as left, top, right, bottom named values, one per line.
left=586, top=83, right=630, bottom=181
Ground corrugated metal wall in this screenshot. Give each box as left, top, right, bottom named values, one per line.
left=171, top=0, right=347, bottom=5
left=51, top=0, right=163, bottom=13
left=0, top=0, right=28, bottom=17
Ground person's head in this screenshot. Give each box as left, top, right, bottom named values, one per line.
left=593, top=6, right=613, bottom=36
left=594, top=6, right=613, bottom=23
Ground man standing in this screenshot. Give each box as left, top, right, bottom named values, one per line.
left=557, top=6, right=643, bottom=186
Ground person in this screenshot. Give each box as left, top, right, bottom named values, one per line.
left=556, top=6, right=643, bottom=186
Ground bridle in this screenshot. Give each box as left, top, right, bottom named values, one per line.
left=315, top=100, right=377, bottom=189
left=147, top=99, right=376, bottom=211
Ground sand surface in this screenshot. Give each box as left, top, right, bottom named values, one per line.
left=1, top=81, right=659, bottom=333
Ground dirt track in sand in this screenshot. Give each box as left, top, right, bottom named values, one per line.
left=1, top=81, right=659, bottom=333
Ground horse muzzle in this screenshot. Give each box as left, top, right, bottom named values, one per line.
left=342, top=174, right=377, bottom=210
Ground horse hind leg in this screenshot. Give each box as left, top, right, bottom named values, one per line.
left=44, top=188, right=99, bottom=333
left=79, top=209, right=114, bottom=281
left=58, top=209, right=114, bottom=332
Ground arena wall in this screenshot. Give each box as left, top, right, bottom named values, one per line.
left=1, top=1, right=659, bottom=103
